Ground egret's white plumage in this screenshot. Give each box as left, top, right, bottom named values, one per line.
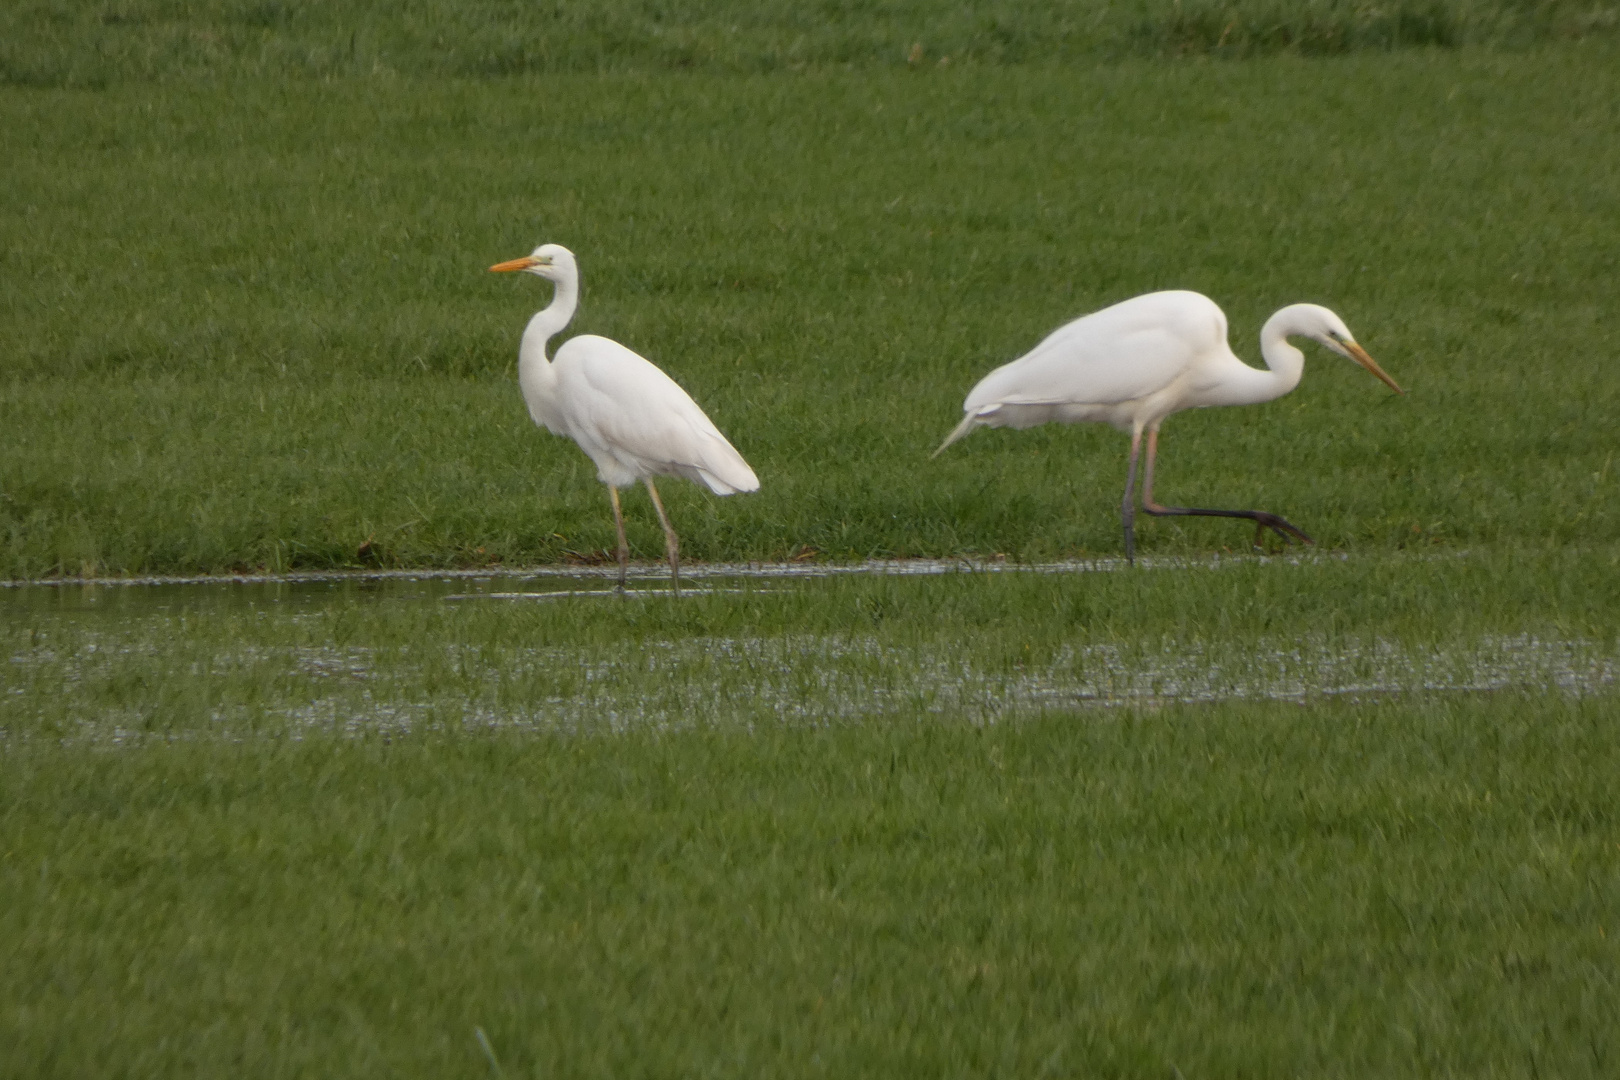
left=492, top=244, right=757, bottom=591
left=935, top=290, right=1403, bottom=561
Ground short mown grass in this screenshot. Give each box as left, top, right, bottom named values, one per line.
left=4, top=692, right=1618, bottom=1077
left=6, top=543, right=1615, bottom=1078
left=6, top=4, right=1620, bottom=1075
left=5, top=43, right=1619, bottom=577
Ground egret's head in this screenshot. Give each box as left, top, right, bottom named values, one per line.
left=489, top=243, right=576, bottom=282
left=1291, top=304, right=1404, bottom=395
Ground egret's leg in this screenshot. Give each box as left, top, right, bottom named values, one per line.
left=607, top=485, right=629, bottom=592
left=1121, top=429, right=1143, bottom=566
left=1141, top=429, right=1314, bottom=548
left=644, top=478, right=682, bottom=596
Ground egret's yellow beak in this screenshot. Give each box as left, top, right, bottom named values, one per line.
left=1345, top=341, right=1404, bottom=395
left=489, top=255, right=542, bottom=273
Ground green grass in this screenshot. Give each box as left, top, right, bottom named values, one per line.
left=6, top=5, right=1620, bottom=1074
left=6, top=0, right=1617, bottom=87
left=5, top=693, right=1619, bottom=1077
left=5, top=44, right=1620, bottom=577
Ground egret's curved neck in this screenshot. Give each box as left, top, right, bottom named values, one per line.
left=1204, top=309, right=1308, bottom=409
left=516, top=269, right=579, bottom=433
left=520, top=271, right=579, bottom=369
left=1245, top=307, right=1309, bottom=404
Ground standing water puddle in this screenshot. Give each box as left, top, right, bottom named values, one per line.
left=4, top=559, right=1614, bottom=741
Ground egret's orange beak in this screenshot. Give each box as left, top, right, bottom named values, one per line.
left=1346, top=341, right=1404, bottom=395
left=489, top=255, right=541, bottom=273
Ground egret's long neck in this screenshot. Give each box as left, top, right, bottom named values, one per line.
left=1243, top=307, right=1309, bottom=404
left=1203, top=309, right=1306, bottom=409
left=516, top=271, right=579, bottom=432
left=519, top=272, right=579, bottom=369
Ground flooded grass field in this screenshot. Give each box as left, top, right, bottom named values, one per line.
left=7, top=555, right=1620, bottom=1076
left=6, top=553, right=1620, bottom=1077
left=7, top=549, right=1618, bottom=745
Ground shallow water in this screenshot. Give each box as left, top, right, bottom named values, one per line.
left=5, top=551, right=1397, bottom=628
left=1, top=550, right=1353, bottom=600
left=4, top=559, right=1616, bottom=743
left=0, top=556, right=1127, bottom=606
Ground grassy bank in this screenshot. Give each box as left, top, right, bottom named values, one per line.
left=5, top=693, right=1618, bottom=1077
left=5, top=44, right=1619, bottom=577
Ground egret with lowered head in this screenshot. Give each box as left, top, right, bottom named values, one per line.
left=491, top=244, right=759, bottom=593
left=933, top=290, right=1403, bottom=563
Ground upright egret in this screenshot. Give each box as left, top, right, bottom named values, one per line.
left=933, top=290, right=1403, bottom=562
left=490, top=244, right=758, bottom=593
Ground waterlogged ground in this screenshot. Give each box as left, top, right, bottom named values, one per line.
left=6, top=553, right=1617, bottom=743
left=7, top=553, right=1620, bottom=1080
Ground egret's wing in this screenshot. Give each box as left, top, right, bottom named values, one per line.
left=556, top=336, right=759, bottom=494
left=964, top=291, right=1223, bottom=411
left=966, top=326, right=1188, bottom=410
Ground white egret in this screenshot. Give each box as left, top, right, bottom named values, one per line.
left=490, top=244, right=759, bottom=593
left=933, top=290, right=1403, bottom=563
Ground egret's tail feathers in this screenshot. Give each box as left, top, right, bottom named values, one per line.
left=696, top=465, right=759, bottom=496
left=932, top=412, right=981, bottom=458
left=693, top=435, right=760, bottom=496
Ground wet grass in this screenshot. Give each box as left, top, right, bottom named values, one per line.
left=5, top=44, right=1620, bottom=577
left=4, top=690, right=1619, bottom=1077
left=8, top=545, right=1614, bottom=1075
left=6, top=544, right=1618, bottom=743
left=6, top=7, right=1620, bottom=1073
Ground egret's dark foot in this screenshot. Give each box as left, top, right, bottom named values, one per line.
left=1144, top=503, right=1314, bottom=551
left=1123, top=523, right=1136, bottom=567
left=1250, top=511, right=1314, bottom=548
